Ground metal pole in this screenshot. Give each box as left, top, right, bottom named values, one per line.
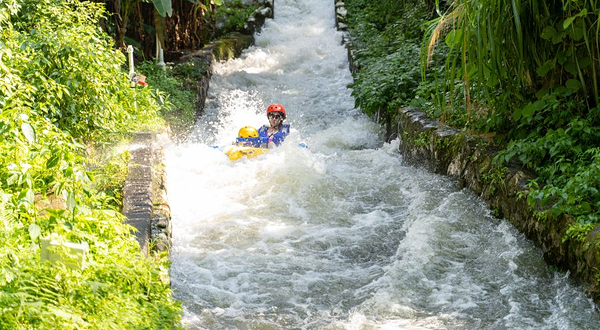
left=127, top=45, right=135, bottom=87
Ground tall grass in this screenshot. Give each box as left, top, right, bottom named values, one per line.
left=424, top=0, right=599, bottom=131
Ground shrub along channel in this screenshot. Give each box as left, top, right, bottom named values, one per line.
left=0, top=0, right=181, bottom=328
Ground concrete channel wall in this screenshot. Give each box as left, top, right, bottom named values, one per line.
left=122, top=1, right=274, bottom=256
left=334, top=0, right=600, bottom=306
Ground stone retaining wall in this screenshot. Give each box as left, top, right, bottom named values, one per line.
left=334, top=0, right=600, bottom=305
left=394, top=108, right=600, bottom=305
left=123, top=131, right=172, bottom=255
left=122, top=132, right=154, bottom=256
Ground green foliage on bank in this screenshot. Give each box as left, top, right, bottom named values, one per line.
left=135, top=0, right=261, bottom=136
left=344, top=0, right=600, bottom=241
left=215, top=0, right=260, bottom=35
left=345, top=0, right=441, bottom=123
left=137, top=60, right=203, bottom=136
left=0, top=0, right=181, bottom=328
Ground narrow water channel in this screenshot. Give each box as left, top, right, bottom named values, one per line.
left=165, top=0, right=600, bottom=328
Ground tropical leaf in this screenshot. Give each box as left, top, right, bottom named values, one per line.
left=151, top=0, right=172, bottom=17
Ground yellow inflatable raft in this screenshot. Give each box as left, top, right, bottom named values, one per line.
left=224, top=145, right=269, bottom=161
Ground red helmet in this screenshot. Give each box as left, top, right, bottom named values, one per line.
left=267, top=104, right=286, bottom=118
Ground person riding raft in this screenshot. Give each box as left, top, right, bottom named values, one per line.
left=232, top=104, right=290, bottom=149
left=259, top=103, right=290, bottom=148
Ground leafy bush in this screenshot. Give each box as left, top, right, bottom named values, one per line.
left=8, top=0, right=163, bottom=141
left=422, top=0, right=599, bottom=133
left=345, top=0, right=437, bottom=124
left=349, top=42, right=422, bottom=118
left=0, top=0, right=182, bottom=328
left=137, top=60, right=199, bottom=136
left=426, top=0, right=600, bottom=240
left=215, top=0, right=260, bottom=35
left=498, top=115, right=600, bottom=240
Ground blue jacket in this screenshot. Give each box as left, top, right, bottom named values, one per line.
left=258, top=124, right=290, bottom=147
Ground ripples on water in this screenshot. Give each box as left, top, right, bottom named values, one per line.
left=165, top=0, right=600, bottom=329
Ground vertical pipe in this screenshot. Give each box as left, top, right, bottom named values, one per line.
left=127, top=45, right=135, bottom=87
left=127, top=45, right=137, bottom=108
left=156, top=34, right=166, bottom=70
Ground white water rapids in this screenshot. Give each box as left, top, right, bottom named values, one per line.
left=165, top=0, right=600, bottom=328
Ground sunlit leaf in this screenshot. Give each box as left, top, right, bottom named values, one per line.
left=21, top=122, right=35, bottom=143
left=563, top=9, right=588, bottom=29
left=29, top=223, right=41, bottom=241
left=25, top=189, right=34, bottom=204
left=67, top=191, right=75, bottom=211
left=563, top=17, right=577, bottom=30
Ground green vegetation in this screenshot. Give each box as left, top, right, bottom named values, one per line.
left=135, top=2, right=260, bottom=136
left=345, top=1, right=440, bottom=124
left=138, top=60, right=202, bottom=136
left=344, top=0, right=600, bottom=242
left=1, top=0, right=181, bottom=328
left=101, top=0, right=224, bottom=54
left=100, top=0, right=260, bottom=59
left=215, top=0, right=260, bottom=35
left=481, top=165, right=508, bottom=196
left=7, top=0, right=596, bottom=325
